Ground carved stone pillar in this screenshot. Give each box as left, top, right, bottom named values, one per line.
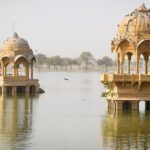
left=25, top=65, right=29, bottom=79
left=127, top=54, right=132, bottom=74
left=16, top=66, right=19, bottom=76
left=30, top=63, right=33, bottom=79
left=1, top=64, right=4, bottom=77
left=13, top=65, right=17, bottom=77
left=145, top=60, right=148, bottom=75
left=136, top=59, right=139, bottom=74
left=4, top=66, right=6, bottom=76
left=117, top=59, right=120, bottom=74
left=127, top=58, right=131, bottom=74
left=120, top=61, right=124, bottom=74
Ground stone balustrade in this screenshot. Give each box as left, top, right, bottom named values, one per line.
left=0, top=76, right=38, bottom=86
left=101, top=74, right=150, bottom=83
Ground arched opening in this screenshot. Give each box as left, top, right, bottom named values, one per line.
left=130, top=55, right=135, bottom=74
left=123, top=52, right=133, bottom=74
left=17, top=86, right=26, bottom=93
left=123, top=101, right=132, bottom=110
left=15, top=56, right=29, bottom=78
left=7, top=86, right=12, bottom=94
left=139, top=55, right=144, bottom=74
left=116, top=52, right=121, bottom=74
left=123, top=54, right=128, bottom=74
left=30, top=85, right=36, bottom=93
left=137, top=40, right=150, bottom=74
left=18, top=63, right=26, bottom=76
left=117, top=39, right=135, bottom=74
left=1, top=57, right=11, bottom=76
left=145, top=101, right=150, bottom=111
left=5, top=63, right=13, bottom=76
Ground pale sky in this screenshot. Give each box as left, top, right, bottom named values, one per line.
left=0, top=0, right=149, bottom=59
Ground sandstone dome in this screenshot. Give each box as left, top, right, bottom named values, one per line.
left=117, top=3, right=150, bottom=39
left=2, top=32, right=31, bottom=52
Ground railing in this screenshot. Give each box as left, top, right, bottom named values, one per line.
left=0, top=76, right=39, bottom=85
left=101, top=74, right=150, bottom=82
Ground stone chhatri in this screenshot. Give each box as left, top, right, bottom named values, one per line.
left=101, top=4, right=150, bottom=111
left=0, top=32, right=40, bottom=93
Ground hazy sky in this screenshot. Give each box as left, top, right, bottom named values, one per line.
left=0, top=0, right=149, bottom=59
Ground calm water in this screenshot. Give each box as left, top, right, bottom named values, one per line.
left=0, top=72, right=149, bottom=150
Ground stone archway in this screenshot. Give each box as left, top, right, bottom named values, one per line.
left=1, top=57, right=12, bottom=76
left=5, top=63, right=13, bottom=76
left=137, top=40, right=150, bottom=74
left=17, top=86, right=26, bottom=93
left=18, top=63, right=26, bottom=76
left=15, top=56, right=29, bottom=78
left=123, top=101, right=132, bottom=110
left=117, top=39, right=135, bottom=74
left=30, top=85, right=36, bottom=93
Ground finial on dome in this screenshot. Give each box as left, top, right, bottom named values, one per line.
left=13, top=32, right=19, bottom=38
left=136, top=3, right=147, bottom=11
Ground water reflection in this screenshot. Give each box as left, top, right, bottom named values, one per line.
left=0, top=94, right=39, bottom=150
left=101, top=111, right=150, bottom=150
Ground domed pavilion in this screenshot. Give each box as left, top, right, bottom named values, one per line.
left=0, top=32, right=40, bottom=94
left=101, top=4, right=150, bottom=111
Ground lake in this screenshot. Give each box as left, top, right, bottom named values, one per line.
left=0, top=72, right=149, bottom=150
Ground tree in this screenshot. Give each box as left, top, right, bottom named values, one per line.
left=73, top=58, right=81, bottom=69
left=62, top=58, right=72, bottom=70
left=80, top=52, right=93, bottom=71
left=97, top=56, right=113, bottom=72
left=46, top=57, right=53, bottom=70
left=71, top=58, right=79, bottom=69
left=35, top=53, right=47, bottom=70
left=50, top=56, right=62, bottom=70
left=97, top=59, right=103, bottom=66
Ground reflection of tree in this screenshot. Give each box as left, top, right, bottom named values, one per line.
left=0, top=94, right=38, bottom=150
left=101, top=111, right=150, bottom=150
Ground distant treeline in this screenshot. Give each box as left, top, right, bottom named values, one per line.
left=35, top=51, right=116, bottom=72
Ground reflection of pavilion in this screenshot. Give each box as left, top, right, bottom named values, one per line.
left=101, top=111, right=150, bottom=149
left=0, top=94, right=38, bottom=149
left=0, top=33, right=40, bottom=94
